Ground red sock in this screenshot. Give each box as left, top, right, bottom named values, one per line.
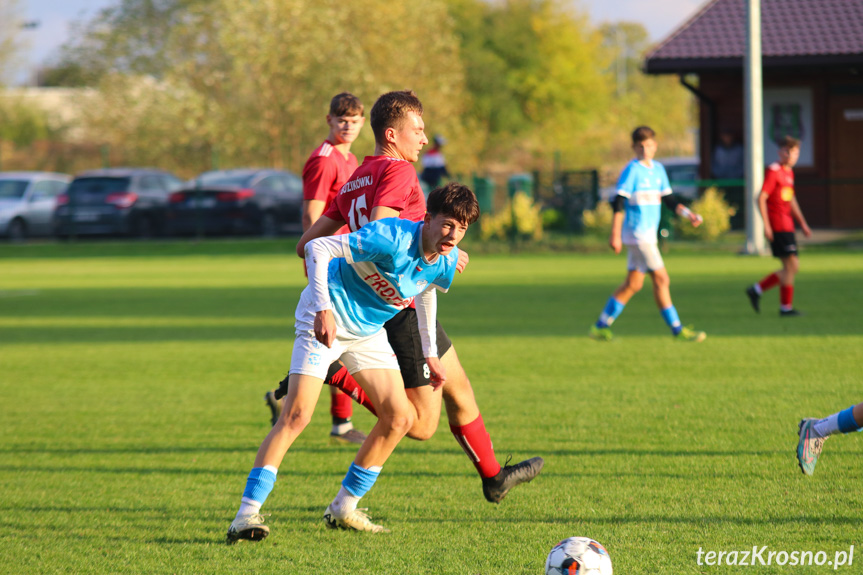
left=780, top=284, right=794, bottom=309
left=450, top=415, right=501, bottom=479
left=328, top=366, right=377, bottom=417
left=330, top=387, right=353, bottom=420
left=758, top=272, right=780, bottom=292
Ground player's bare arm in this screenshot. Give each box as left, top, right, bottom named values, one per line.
left=302, top=199, right=327, bottom=231
left=609, top=210, right=624, bottom=254
left=758, top=192, right=773, bottom=241
left=675, top=203, right=703, bottom=227
left=790, top=197, right=812, bottom=237
left=297, top=215, right=344, bottom=257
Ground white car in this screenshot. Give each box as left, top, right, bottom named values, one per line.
left=0, top=172, right=71, bottom=241
left=600, top=156, right=700, bottom=201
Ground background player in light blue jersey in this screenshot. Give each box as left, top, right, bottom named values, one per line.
left=227, top=183, right=480, bottom=541
left=590, top=126, right=707, bottom=342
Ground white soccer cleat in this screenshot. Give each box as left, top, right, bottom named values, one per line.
left=226, top=513, right=269, bottom=544
left=323, top=504, right=390, bottom=533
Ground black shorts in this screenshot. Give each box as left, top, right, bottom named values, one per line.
left=770, top=231, right=798, bottom=258
left=383, top=307, right=453, bottom=389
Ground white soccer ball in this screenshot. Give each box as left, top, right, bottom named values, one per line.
left=545, top=537, right=613, bottom=575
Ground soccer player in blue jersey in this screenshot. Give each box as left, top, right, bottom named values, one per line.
left=590, top=126, right=707, bottom=342
left=227, top=183, right=480, bottom=541
left=797, top=402, right=863, bottom=475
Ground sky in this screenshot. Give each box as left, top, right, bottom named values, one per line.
left=13, top=0, right=705, bottom=84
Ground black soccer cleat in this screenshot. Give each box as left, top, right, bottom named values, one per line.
left=746, top=286, right=761, bottom=313
left=264, top=390, right=281, bottom=426
left=780, top=308, right=803, bottom=317
left=482, top=456, right=544, bottom=503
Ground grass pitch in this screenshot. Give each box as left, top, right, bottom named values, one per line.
left=1, top=239, right=861, bottom=574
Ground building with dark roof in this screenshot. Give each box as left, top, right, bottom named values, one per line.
left=645, top=0, right=863, bottom=228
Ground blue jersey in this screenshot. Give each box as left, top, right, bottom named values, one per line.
left=615, top=159, right=672, bottom=245
left=327, top=218, right=458, bottom=336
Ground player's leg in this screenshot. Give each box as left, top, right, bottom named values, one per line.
left=228, top=373, right=326, bottom=544
left=328, top=368, right=368, bottom=444
left=324, top=334, right=413, bottom=533
left=778, top=253, right=801, bottom=316
left=797, top=402, right=863, bottom=475
left=438, top=345, right=544, bottom=503
left=644, top=244, right=704, bottom=342
left=590, top=245, right=646, bottom=341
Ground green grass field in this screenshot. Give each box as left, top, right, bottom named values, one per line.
left=2, top=239, right=862, bottom=574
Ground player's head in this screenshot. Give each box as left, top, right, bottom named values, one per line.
left=631, top=125, right=657, bottom=162
left=371, top=90, right=428, bottom=162
left=423, top=183, right=479, bottom=256
left=777, top=135, right=800, bottom=168
left=327, top=93, right=365, bottom=145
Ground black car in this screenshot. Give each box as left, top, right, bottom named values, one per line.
left=165, top=169, right=303, bottom=237
left=54, top=168, right=184, bottom=238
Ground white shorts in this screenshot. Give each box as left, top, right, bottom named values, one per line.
left=289, top=287, right=400, bottom=380
left=626, top=242, right=665, bottom=273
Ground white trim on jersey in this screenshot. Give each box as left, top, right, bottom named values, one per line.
left=318, top=142, right=334, bottom=157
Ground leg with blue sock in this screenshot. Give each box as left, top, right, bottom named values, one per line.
left=661, top=305, right=682, bottom=335
left=324, top=462, right=389, bottom=533
left=590, top=270, right=642, bottom=341
left=651, top=268, right=705, bottom=342
left=227, top=373, right=325, bottom=543
left=797, top=403, right=863, bottom=476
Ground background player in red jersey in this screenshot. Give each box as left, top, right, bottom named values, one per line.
left=296, top=90, right=543, bottom=504
left=264, top=93, right=371, bottom=444
left=746, top=136, right=812, bottom=316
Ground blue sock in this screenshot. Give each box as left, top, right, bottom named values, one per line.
left=596, top=297, right=625, bottom=328
left=342, top=462, right=381, bottom=497
left=838, top=407, right=863, bottom=434
left=242, top=466, right=278, bottom=505
left=661, top=305, right=682, bottom=335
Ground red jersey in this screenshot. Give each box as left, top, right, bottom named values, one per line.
left=761, top=162, right=796, bottom=232
left=302, top=140, right=358, bottom=207
left=324, top=156, right=426, bottom=231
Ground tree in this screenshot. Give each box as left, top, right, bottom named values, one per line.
left=0, top=0, right=24, bottom=86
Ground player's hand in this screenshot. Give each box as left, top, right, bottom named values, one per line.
left=456, top=249, right=469, bottom=273
left=802, top=224, right=812, bottom=238
left=764, top=226, right=774, bottom=242
left=689, top=212, right=704, bottom=228
left=609, top=235, right=622, bottom=254
left=425, top=356, right=446, bottom=390
left=314, top=309, right=336, bottom=348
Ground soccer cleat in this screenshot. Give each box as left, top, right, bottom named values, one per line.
left=265, top=390, right=282, bottom=426
left=323, top=504, right=390, bottom=533
left=482, top=456, right=544, bottom=504
left=780, top=309, right=803, bottom=317
left=675, top=326, right=706, bottom=342
left=797, top=418, right=827, bottom=476
left=589, top=325, right=613, bottom=341
left=330, top=427, right=368, bottom=445
left=746, top=286, right=761, bottom=313
left=226, top=513, right=270, bottom=544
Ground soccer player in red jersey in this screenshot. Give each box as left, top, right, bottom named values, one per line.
left=746, top=136, right=812, bottom=316
left=296, top=90, right=543, bottom=507
left=264, top=93, right=373, bottom=444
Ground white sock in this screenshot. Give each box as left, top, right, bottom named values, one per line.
left=237, top=497, right=262, bottom=518
left=813, top=414, right=840, bottom=438
left=332, top=421, right=354, bottom=435
left=330, top=486, right=361, bottom=518
left=753, top=283, right=762, bottom=295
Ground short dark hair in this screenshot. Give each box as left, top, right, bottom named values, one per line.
left=370, top=90, right=423, bottom=144
left=329, top=93, right=363, bottom=117
left=631, top=126, right=656, bottom=145
left=427, top=182, right=480, bottom=226
left=778, top=135, right=800, bottom=150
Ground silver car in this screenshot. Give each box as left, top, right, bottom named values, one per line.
left=0, top=172, right=72, bottom=241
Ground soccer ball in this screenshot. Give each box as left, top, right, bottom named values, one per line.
left=545, top=537, right=613, bottom=575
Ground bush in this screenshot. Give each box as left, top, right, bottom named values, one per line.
left=479, top=192, right=543, bottom=241
left=581, top=200, right=613, bottom=237
left=675, top=187, right=735, bottom=241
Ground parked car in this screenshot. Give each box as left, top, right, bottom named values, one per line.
left=0, top=172, right=71, bottom=241
left=53, top=168, right=184, bottom=238
left=600, top=156, right=700, bottom=201
left=165, top=169, right=303, bottom=237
